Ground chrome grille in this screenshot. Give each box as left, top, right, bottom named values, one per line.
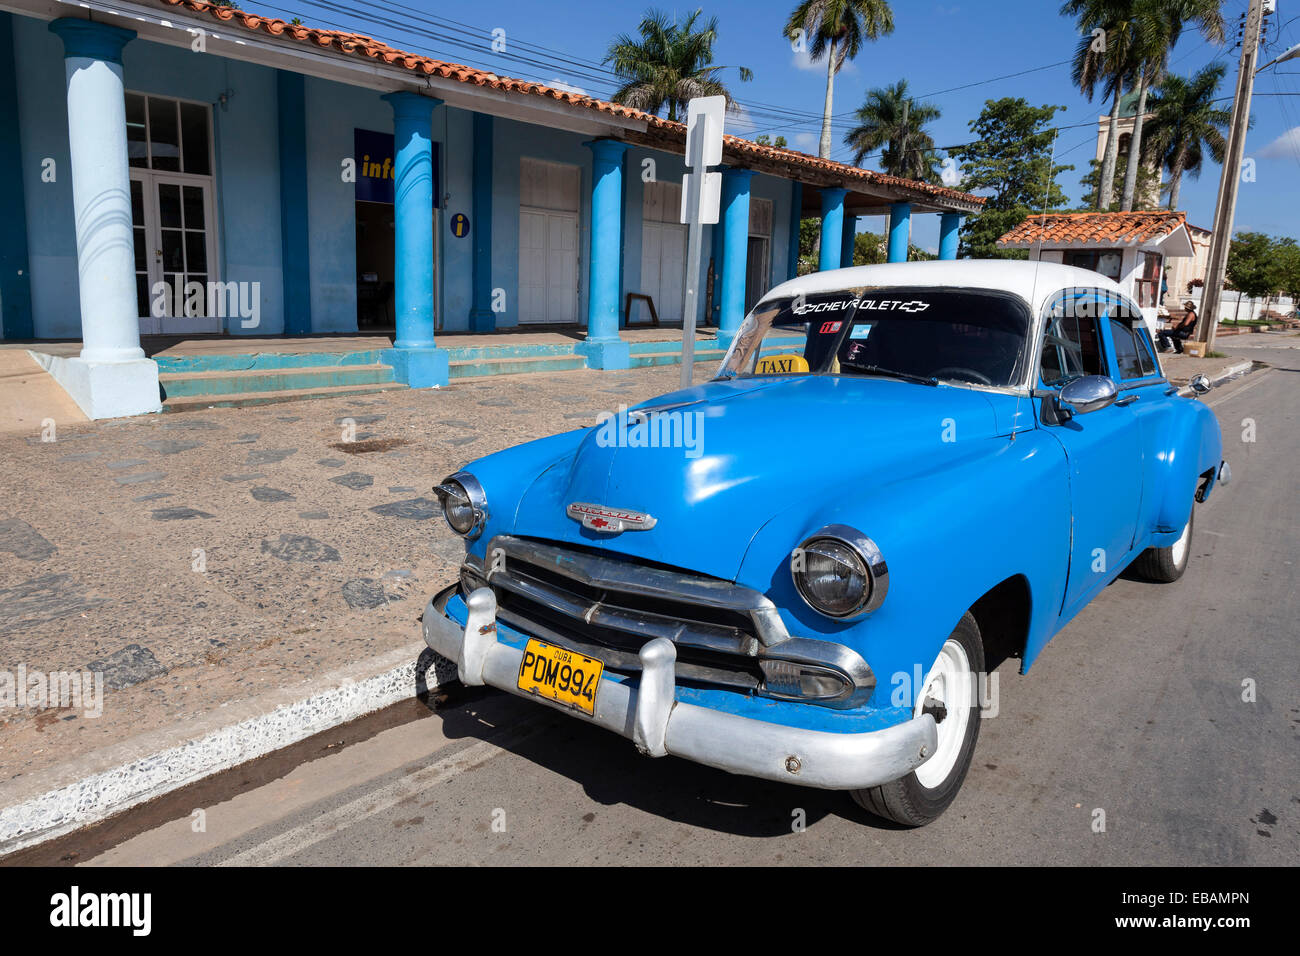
left=464, top=535, right=795, bottom=691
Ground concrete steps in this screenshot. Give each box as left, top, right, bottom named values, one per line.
left=151, top=332, right=736, bottom=410
left=630, top=348, right=727, bottom=368
left=162, top=381, right=409, bottom=412
left=159, top=363, right=396, bottom=398
left=450, top=353, right=586, bottom=380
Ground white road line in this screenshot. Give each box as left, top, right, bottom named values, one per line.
left=1208, top=369, right=1273, bottom=408
left=217, top=721, right=547, bottom=867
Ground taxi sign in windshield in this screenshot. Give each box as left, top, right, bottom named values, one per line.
left=755, top=353, right=809, bottom=375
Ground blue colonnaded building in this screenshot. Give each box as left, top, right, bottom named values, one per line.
left=0, top=0, right=983, bottom=418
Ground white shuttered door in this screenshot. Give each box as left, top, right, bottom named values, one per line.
left=519, top=159, right=581, bottom=324
left=639, top=180, right=687, bottom=323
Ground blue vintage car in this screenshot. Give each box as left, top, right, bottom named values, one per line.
left=422, top=260, right=1228, bottom=826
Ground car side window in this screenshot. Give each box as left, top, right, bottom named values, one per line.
left=1108, top=317, right=1147, bottom=380
left=1039, top=294, right=1104, bottom=387
left=1133, top=324, right=1159, bottom=376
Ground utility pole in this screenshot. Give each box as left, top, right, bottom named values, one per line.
left=1196, top=0, right=1265, bottom=350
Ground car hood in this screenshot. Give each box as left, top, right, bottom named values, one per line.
left=509, top=375, right=1003, bottom=581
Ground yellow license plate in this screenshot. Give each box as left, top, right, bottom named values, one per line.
left=517, top=639, right=604, bottom=716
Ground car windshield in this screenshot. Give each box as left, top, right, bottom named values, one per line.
left=716, top=287, right=1032, bottom=388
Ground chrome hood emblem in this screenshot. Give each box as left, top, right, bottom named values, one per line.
left=566, top=502, right=657, bottom=533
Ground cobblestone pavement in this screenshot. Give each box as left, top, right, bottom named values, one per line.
left=0, top=362, right=712, bottom=785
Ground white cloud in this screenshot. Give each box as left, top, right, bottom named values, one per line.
left=544, top=77, right=585, bottom=96
left=790, top=47, right=856, bottom=74
left=793, top=132, right=819, bottom=152
left=1258, top=126, right=1300, bottom=160
left=726, top=102, right=759, bottom=136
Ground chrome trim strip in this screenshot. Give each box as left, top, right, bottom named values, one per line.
left=424, top=591, right=935, bottom=791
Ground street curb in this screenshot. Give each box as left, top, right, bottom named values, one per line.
left=0, top=642, right=447, bottom=858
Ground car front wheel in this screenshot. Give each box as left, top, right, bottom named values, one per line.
left=850, top=612, right=984, bottom=827
left=1133, top=508, right=1193, bottom=583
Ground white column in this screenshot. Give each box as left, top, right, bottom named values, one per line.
left=46, top=19, right=159, bottom=418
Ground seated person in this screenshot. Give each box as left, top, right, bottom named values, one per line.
left=1158, top=302, right=1198, bottom=354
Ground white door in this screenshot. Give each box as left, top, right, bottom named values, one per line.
left=518, top=159, right=581, bottom=324
left=639, top=180, right=687, bottom=323
left=125, top=92, right=220, bottom=335
left=640, top=221, right=687, bottom=323
left=132, top=173, right=220, bottom=334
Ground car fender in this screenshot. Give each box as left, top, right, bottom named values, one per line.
left=458, top=429, right=587, bottom=561
left=1149, top=397, right=1224, bottom=533
left=736, top=431, right=1072, bottom=708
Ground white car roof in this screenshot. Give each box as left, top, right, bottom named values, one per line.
left=762, top=259, right=1130, bottom=317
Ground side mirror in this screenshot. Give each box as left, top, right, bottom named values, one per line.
left=1190, top=373, right=1212, bottom=396
left=1058, top=375, right=1118, bottom=416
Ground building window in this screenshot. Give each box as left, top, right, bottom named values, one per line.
left=126, top=93, right=212, bottom=176
left=1063, top=249, right=1123, bottom=283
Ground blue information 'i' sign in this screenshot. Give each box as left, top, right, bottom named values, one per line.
left=451, top=213, right=470, bottom=238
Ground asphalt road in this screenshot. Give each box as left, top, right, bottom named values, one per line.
left=35, top=343, right=1300, bottom=866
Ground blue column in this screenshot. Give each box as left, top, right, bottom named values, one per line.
left=887, top=202, right=912, bottom=263
left=0, top=13, right=33, bottom=340
left=381, top=91, right=447, bottom=387
left=277, top=70, right=311, bottom=335
left=938, top=212, right=962, bottom=260
left=577, top=139, right=629, bottom=370
left=786, top=180, right=802, bottom=281
left=818, top=187, right=846, bottom=272
left=840, top=214, right=857, bottom=269
left=719, top=168, right=754, bottom=347
left=468, top=112, right=494, bottom=332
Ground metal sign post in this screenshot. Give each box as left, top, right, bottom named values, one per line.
left=679, top=96, right=724, bottom=389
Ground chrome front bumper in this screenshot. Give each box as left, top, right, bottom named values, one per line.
left=422, top=587, right=938, bottom=791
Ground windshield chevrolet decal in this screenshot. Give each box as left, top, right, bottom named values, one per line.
left=793, top=298, right=930, bottom=315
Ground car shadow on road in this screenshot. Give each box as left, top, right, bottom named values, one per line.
left=429, top=675, right=910, bottom=836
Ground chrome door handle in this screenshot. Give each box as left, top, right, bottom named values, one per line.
left=1116, top=395, right=1139, bottom=406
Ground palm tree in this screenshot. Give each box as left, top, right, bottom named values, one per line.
left=1142, top=63, right=1230, bottom=209
left=1117, top=0, right=1225, bottom=211
left=1062, top=0, right=1140, bottom=210
left=843, top=80, right=942, bottom=181
left=604, top=9, right=753, bottom=122
left=784, top=0, right=895, bottom=159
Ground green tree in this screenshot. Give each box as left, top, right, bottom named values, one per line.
left=605, top=8, right=753, bottom=121
left=1142, top=63, right=1230, bottom=210
left=843, top=79, right=942, bottom=181
left=1226, top=232, right=1276, bottom=309
left=784, top=0, right=894, bottom=159
left=1118, top=0, right=1225, bottom=211
left=754, top=134, right=789, bottom=147
left=948, top=98, right=1074, bottom=259
left=1271, top=238, right=1300, bottom=308
left=1062, top=0, right=1142, bottom=210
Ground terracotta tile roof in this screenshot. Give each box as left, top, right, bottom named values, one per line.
left=998, top=210, right=1190, bottom=247
left=153, top=0, right=982, bottom=209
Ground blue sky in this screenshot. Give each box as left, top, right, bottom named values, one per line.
left=252, top=0, right=1300, bottom=251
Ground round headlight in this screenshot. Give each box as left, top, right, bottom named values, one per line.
left=434, top=472, right=488, bottom=539
left=792, top=525, right=888, bottom=619
left=441, top=482, right=475, bottom=534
